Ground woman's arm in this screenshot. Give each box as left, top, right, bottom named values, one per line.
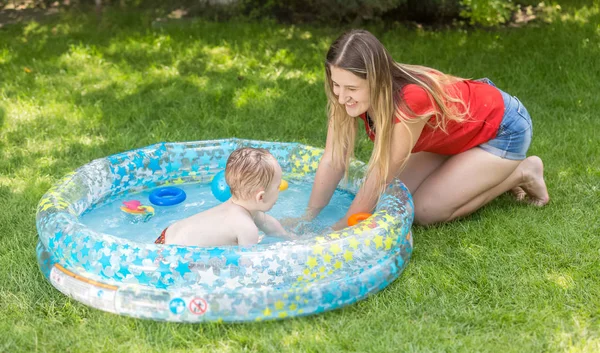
left=332, top=119, right=427, bottom=230
left=304, top=119, right=346, bottom=220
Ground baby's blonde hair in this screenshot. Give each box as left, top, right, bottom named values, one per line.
left=225, top=147, right=276, bottom=199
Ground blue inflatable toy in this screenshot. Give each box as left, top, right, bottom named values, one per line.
left=211, top=170, right=231, bottom=202
left=149, top=186, right=186, bottom=206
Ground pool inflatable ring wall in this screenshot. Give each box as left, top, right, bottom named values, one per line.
left=36, top=139, right=414, bottom=322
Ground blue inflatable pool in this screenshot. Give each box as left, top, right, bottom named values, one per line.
left=36, top=138, right=414, bottom=322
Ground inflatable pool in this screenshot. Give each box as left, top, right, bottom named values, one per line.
left=36, top=139, right=414, bottom=322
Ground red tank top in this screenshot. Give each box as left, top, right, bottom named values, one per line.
left=359, top=80, right=505, bottom=155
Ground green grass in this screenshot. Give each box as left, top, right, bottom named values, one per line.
left=1, top=5, right=600, bottom=353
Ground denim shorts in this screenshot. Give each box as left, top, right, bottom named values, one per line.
left=477, top=78, right=533, bottom=161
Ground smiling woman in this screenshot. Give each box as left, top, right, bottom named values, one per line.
left=292, top=29, right=550, bottom=230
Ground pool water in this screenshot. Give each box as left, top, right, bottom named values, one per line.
left=80, top=179, right=355, bottom=244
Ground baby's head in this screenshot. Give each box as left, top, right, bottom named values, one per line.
left=225, top=147, right=282, bottom=211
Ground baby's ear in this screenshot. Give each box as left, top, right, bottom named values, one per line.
left=255, top=190, right=265, bottom=203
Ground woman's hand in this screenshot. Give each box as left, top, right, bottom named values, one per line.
left=278, top=218, right=309, bottom=235
left=280, top=206, right=322, bottom=228
left=279, top=216, right=304, bottom=229
left=331, top=218, right=348, bottom=231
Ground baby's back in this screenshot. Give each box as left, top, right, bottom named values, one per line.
left=164, top=202, right=256, bottom=247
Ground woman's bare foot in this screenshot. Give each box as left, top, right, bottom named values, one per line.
left=512, top=156, right=550, bottom=206
left=510, top=186, right=526, bottom=201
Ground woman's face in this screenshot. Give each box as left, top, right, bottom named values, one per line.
left=330, top=65, right=370, bottom=117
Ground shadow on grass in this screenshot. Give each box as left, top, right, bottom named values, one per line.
left=0, top=13, right=333, bottom=182
left=0, top=6, right=598, bottom=221
left=0, top=6, right=598, bottom=220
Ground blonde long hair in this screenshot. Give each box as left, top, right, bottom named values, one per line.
left=325, top=29, right=468, bottom=197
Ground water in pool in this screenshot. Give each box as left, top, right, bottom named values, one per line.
left=80, top=179, right=355, bottom=244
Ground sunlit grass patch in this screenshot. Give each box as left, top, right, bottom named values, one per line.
left=233, top=85, right=282, bottom=108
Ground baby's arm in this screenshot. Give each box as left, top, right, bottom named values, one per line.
left=254, top=212, right=296, bottom=240
left=237, top=224, right=261, bottom=246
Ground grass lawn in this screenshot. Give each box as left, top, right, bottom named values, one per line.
left=1, top=3, right=599, bottom=352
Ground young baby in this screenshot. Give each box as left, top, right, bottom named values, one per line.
left=154, top=147, right=290, bottom=246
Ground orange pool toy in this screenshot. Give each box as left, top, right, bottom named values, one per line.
left=347, top=212, right=372, bottom=226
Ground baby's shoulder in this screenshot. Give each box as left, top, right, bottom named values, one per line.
left=221, top=205, right=255, bottom=226
left=236, top=213, right=258, bottom=229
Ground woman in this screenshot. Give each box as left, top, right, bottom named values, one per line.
left=299, top=29, right=549, bottom=229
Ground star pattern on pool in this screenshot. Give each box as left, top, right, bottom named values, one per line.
left=35, top=139, right=414, bottom=322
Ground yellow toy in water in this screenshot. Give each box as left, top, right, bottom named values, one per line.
left=279, top=180, right=289, bottom=191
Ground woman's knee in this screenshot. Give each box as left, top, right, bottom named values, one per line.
left=413, top=199, right=454, bottom=226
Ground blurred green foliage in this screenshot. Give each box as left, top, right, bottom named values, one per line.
left=0, top=0, right=567, bottom=27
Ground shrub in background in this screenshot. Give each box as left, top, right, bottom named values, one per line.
left=237, top=0, right=408, bottom=24
left=459, top=0, right=515, bottom=26
left=236, top=0, right=553, bottom=27
left=0, top=0, right=563, bottom=28
left=382, top=0, right=460, bottom=24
